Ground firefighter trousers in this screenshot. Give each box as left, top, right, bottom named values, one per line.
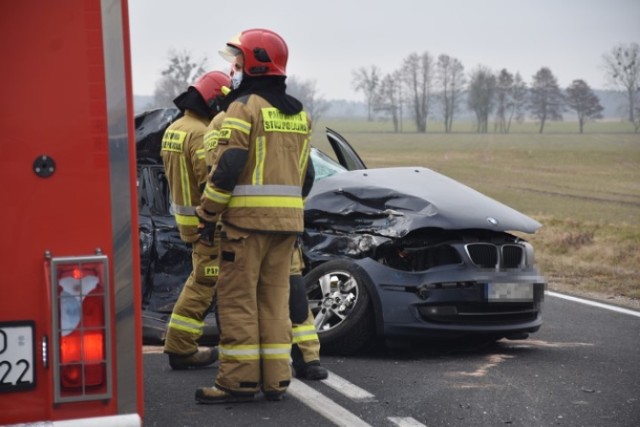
left=215, top=228, right=295, bottom=395
left=292, top=309, right=321, bottom=366
left=164, top=239, right=219, bottom=355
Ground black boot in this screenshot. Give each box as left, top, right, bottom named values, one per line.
left=168, top=347, right=218, bottom=370
left=295, top=361, right=328, bottom=380
left=291, top=345, right=329, bottom=380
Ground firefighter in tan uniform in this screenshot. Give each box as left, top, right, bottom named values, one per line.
left=161, top=70, right=231, bottom=370
left=195, top=28, right=315, bottom=404
left=204, top=106, right=327, bottom=381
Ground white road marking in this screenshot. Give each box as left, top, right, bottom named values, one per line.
left=320, top=372, right=377, bottom=402
left=388, top=417, right=428, bottom=427
left=546, top=291, right=640, bottom=318
left=289, top=378, right=372, bottom=427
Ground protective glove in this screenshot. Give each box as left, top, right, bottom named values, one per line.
left=195, top=206, right=217, bottom=246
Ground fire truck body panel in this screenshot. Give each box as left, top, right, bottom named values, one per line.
left=0, top=0, right=143, bottom=425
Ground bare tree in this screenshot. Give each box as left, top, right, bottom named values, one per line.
left=373, top=71, right=403, bottom=132
left=286, top=76, right=329, bottom=123
left=401, top=52, right=434, bottom=133
left=510, top=73, right=529, bottom=129
left=435, top=54, right=466, bottom=133
left=467, top=66, right=496, bottom=133
left=494, top=69, right=514, bottom=133
left=602, top=42, right=640, bottom=132
left=493, top=70, right=528, bottom=133
left=352, top=65, right=381, bottom=121
left=152, top=49, right=208, bottom=108
left=565, top=79, right=604, bottom=133
left=529, top=67, right=565, bottom=134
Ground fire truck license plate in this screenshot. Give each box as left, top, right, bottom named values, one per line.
left=0, top=322, right=35, bottom=392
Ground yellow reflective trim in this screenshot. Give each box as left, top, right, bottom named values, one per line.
left=261, top=343, right=291, bottom=350
left=168, top=323, right=202, bottom=335
left=172, top=313, right=205, bottom=327
left=221, top=344, right=260, bottom=351
left=219, top=344, right=260, bottom=361
left=196, top=148, right=206, bottom=160
left=168, top=313, right=204, bottom=335
left=292, top=331, right=319, bottom=344
left=292, top=324, right=317, bottom=333
left=204, top=265, right=219, bottom=276
left=204, top=130, right=219, bottom=151
left=292, top=324, right=319, bottom=343
left=292, top=334, right=318, bottom=344
left=204, top=184, right=231, bottom=204
left=161, top=129, right=187, bottom=152
left=220, top=353, right=261, bottom=361
left=228, top=195, right=303, bottom=209
left=222, top=117, right=251, bottom=135
left=260, top=343, right=292, bottom=359
left=262, top=353, right=292, bottom=360
left=298, top=138, right=310, bottom=177
left=261, top=108, right=309, bottom=134
left=175, top=213, right=200, bottom=226
left=179, top=155, right=191, bottom=205
left=253, top=136, right=266, bottom=185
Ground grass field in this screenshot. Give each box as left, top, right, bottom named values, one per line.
left=310, top=119, right=640, bottom=304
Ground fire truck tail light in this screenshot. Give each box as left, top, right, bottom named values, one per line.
left=49, top=254, right=113, bottom=403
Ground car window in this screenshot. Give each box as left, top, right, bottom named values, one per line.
left=310, top=147, right=347, bottom=181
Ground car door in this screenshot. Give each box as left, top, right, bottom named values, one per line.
left=325, top=128, right=368, bottom=171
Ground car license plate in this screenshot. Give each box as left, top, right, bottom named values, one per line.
left=487, top=283, right=533, bottom=302
left=0, top=322, right=35, bottom=392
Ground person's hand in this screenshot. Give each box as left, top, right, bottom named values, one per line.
left=195, top=206, right=217, bottom=246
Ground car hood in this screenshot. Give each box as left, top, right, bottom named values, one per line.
left=304, top=167, right=541, bottom=235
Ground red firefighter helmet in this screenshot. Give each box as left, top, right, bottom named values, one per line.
left=191, top=71, right=231, bottom=103
left=219, top=28, right=288, bottom=77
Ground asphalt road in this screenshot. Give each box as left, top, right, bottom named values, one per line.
left=142, top=293, right=640, bottom=427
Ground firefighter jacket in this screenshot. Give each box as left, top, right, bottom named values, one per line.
left=203, top=111, right=225, bottom=169
left=161, top=110, right=209, bottom=242
left=200, top=94, right=314, bottom=233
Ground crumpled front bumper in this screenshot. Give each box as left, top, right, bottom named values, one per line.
left=351, top=257, right=546, bottom=340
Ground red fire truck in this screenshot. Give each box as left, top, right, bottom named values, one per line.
left=0, top=0, right=143, bottom=425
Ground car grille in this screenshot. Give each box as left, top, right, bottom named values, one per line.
left=418, top=302, right=539, bottom=324
left=465, top=243, right=524, bottom=269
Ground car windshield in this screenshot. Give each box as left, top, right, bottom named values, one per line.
left=310, top=147, right=347, bottom=181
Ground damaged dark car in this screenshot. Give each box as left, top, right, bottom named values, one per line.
left=136, top=108, right=547, bottom=355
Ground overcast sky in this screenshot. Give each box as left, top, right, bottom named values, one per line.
left=128, top=0, right=640, bottom=101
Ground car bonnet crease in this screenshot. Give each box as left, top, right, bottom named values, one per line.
left=304, top=167, right=541, bottom=236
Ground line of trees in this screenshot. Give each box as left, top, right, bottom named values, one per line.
left=352, top=42, right=640, bottom=134
left=147, top=42, right=639, bottom=133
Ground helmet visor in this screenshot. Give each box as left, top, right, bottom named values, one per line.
left=219, top=45, right=242, bottom=63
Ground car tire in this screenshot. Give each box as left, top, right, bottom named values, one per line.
left=304, top=259, right=375, bottom=355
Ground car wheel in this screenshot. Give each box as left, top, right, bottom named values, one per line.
left=304, top=259, right=375, bottom=355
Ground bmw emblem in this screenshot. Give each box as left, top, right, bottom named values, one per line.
left=486, top=217, right=499, bottom=226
